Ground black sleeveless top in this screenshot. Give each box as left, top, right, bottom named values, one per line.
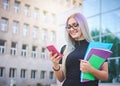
left=60, top=39, right=98, bottom=86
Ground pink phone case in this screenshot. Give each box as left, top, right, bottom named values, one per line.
left=46, top=45, right=63, bottom=58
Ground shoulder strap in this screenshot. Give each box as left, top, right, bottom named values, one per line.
left=60, top=45, right=66, bottom=54
left=59, top=45, right=66, bottom=64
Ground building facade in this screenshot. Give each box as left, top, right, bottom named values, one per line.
left=0, top=0, right=82, bottom=86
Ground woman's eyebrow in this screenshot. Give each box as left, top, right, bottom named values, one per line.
left=68, top=22, right=77, bottom=26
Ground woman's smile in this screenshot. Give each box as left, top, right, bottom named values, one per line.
left=70, top=29, right=79, bottom=37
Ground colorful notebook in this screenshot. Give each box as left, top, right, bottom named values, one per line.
left=82, top=54, right=105, bottom=81
left=84, top=42, right=113, bottom=60
left=80, top=42, right=113, bottom=82
left=81, top=48, right=112, bottom=82
left=86, top=48, right=112, bottom=61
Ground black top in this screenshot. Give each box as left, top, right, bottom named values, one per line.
left=61, top=39, right=98, bottom=86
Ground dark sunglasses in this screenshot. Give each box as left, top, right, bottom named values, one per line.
left=65, top=23, right=79, bottom=29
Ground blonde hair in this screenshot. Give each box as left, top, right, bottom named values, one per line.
left=62, top=13, right=93, bottom=79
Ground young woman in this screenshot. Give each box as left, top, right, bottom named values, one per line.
left=49, top=13, right=108, bottom=86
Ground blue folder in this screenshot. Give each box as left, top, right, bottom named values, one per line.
left=84, top=42, right=113, bottom=60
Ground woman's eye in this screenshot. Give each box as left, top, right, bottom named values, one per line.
left=66, top=26, right=71, bottom=29
left=73, top=23, right=78, bottom=27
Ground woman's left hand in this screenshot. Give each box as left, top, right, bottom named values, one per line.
left=80, top=60, right=93, bottom=73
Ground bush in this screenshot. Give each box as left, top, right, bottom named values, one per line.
left=36, top=83, right=43, bottom=86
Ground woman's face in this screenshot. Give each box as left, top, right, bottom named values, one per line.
left=66, top=17, right=84, bottom=40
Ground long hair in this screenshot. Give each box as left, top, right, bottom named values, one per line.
left=62, top=13, right=93, bottom=79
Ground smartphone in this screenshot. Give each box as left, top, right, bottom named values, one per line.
left=46, top=45, right=63, bottom=58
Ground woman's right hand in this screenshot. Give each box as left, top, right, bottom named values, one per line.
left=50, top=52, right=62, bottom=68
left=49, top=52, right=65, bottom=82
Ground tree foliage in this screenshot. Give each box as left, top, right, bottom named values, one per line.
left=91, top=28, right=120, bottom=57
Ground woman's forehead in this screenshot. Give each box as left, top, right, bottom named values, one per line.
left=68, top=18, right=77, bottom=24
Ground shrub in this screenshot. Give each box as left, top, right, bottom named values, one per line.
left=36, top=83, right=43, bottom=86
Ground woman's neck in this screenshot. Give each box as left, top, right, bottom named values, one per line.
left=74, top=37, right=85, bottom=41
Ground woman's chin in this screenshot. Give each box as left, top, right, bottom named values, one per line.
left=72, top=36, right=79, bottom=40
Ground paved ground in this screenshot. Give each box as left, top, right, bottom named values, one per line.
left=51, top=83, right=120, bottom=86
left=99, top=83, right=120, bottom=86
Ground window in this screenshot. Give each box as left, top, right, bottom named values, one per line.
left=72, top=0, right=77, bottom=5
left=41, top=10, right=47, bottom=21
left=21, top=44, right=28, bottom=57
left=0, top=40, right=5, bottom=54
left=40, top=71, right=46, bottom=79
left=57, top=0, right=63, bottom=4
left=14, top=1, right=20, bottom=13
left=33, top=26, right=38, bottom=38
left=44, top=11, right=49, bottom=22
left=50, top=31, right=56, bottom=42
left=33, top=8, right=39, bottom=19
left=0, top=18, right=8, bottom=32
left=49, top=71, right=54, bottom=79
left=0, top=67, right=4, bottom=77
left=12, top=21, right=19, bottom=34
left=23, top=24, right=29, bottom=36
left=24, top=4, right=30, bottom=16
left=20, top=69, right=26, bottom=78
left=10, top=42, right=17, bottom=55
left=42, top=29, right=47, bottom=41
left=9, top=68, right=16, bottom=78
left=31, top=70, right=36, bottom=79
left=41, top=47, right=46, bottom=59
left=32, top=46, right=37, bottom=58
left=3, top=0, right=9, bottom=10
left=50, top=13, right=56, bottom=23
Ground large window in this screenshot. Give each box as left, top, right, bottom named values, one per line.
left=12, top=21, right=19, bottom=34
left=0, top=40, right=5, bottom=54
left=83, top=0, right=120, bottom=83
left=10, top=42, right=17, bottom=55
left=50, top=31, right=56, bottom=42
left=42, top=29, right=47, bottom=41
left=40, top=70, right=46, bottom=79
left=83, top=0, right=120, bottom=41
left=0, top=67, right=4, bottom=77
left=49, top=71, right=54, bottom=79
left=41, top=47, right=46, bottom=59
left=0, top=18, right=8, bottom=32
left=24, top=4, right=30, bottom=16
left=32, top=46, right=37, bottom=58
left=9, top=68, right=16, bottom=78
left=33, top=8, right=39, bottom=19
left=41, top=10, right=48, bottom=22
left=20, top=69, right=26, bottom=78
left=3, top=0, right=9, bottom=10
left=23, top=24, right=29, bottom=36
left=14, top=1, right=20, bottom=13
left=21, top=44, right=28, bottom=57
left=50, top=13, right=56, bottom=23
left=31, top=70, right=36, bottom=79
left=33, top=26, right=38, bottom=38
